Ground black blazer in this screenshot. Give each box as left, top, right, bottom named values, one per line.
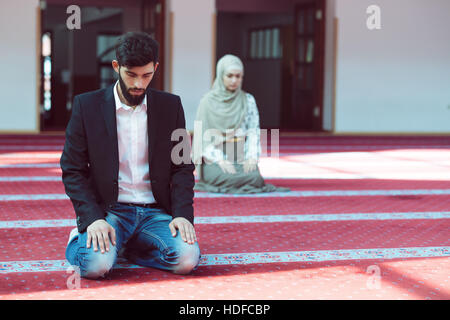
left=60, top=84, right=195, bottom=232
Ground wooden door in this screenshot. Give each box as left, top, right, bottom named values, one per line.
left=292, top=0, right=325, bottom=131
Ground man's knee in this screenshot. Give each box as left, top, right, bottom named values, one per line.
left=171, top=244, right=201, bottom=275
left=81, top=250, right=116, bottom=279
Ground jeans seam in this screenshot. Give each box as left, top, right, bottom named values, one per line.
left=141, top=229, right=169, bottom=252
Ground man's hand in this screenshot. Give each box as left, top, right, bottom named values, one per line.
left=169, top=217, right=197, bottom=245
left=243, top=159, right=257, bottom=174
left=217, top=159, right=236, bottom=174
left=86, top=219, right=116, bottom=254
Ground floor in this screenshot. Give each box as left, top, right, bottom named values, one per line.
left=0, top=134, right=449, bottom=300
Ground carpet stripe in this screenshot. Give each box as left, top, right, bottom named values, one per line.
left=0, top=177, right=61, bottom=182
left=1, top=145, right=449, bottom=151
left=0, top=146, right=63, bottom=150
left=0, top=246, right=448, bottom=273
left=0, top=176, right=368, bottom=181
left=0, top=164, right=60, bottom=168
left=0, top=211, right=449, bottom=229
left=195, top=189, right=450, bottom=198
left=1, top=189, right=449, bottom=201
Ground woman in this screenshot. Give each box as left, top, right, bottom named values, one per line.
left=192, top=54, right=289, bottom=194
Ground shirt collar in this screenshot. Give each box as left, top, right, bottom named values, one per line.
left=113, top=80, right=147, bottom=111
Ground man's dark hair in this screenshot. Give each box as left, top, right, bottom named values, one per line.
left=115, top=31, right=159, bottom=67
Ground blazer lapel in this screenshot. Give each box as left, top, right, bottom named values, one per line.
left=101, top=84, right=119, bottom=177
left=147, top=88, right=158, bottom=170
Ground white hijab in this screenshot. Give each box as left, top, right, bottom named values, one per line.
left=192, top=54, right=248, bottom=166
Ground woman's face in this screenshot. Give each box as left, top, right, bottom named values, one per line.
left=222, top=69, right=243, bottom=92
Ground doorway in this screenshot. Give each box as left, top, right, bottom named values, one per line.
left=292, top=0, right=326, bottom=131
left=215, top=0, right=327, bottom=132
left=39, top=0, right=165, bottom=132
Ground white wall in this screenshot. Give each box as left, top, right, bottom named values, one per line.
left=0, top=0, right=39, bottom=132
left=322, top=0, right=336, bottom=131
left=334, top=0, right=450, bottom=133
left=167, top=0, right=216, bottom=132
left=2, top=0, right=449, bottom=134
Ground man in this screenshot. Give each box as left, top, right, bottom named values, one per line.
left=61, top=32, right=200, bottom=279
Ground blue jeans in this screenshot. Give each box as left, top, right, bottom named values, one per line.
left=65, top=203, right=201, bottom=279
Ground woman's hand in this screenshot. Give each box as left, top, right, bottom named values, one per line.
left=243, top=159, right=257, bottom=173
left=217, top=159, right=237, bottom=174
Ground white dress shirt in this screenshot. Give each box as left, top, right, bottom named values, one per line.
left=113, top=81, right=156, bottom=204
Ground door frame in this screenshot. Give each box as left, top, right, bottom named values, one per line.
left=293, top=0, right=326, bottom=131
left=36, top=0, right=166, bottom=132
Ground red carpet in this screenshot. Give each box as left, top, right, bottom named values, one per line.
left=0, top=219, right=448, bottom=261
left=1, top=178, right=450, bottom=195
left=1, top=195, right=449, bottom=221
left=0, top=134, right=449, bottom=300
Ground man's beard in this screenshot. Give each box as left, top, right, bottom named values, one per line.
left=118, top=72, right=147, bottom=106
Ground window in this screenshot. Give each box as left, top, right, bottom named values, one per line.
left=41, top=32, right=52, bottom=112
left=248, top=27, right=282, bottom=60
left=97, top=34, right=121, bottom=88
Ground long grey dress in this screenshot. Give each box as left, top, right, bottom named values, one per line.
left=194, top=94, right=290, bottom=194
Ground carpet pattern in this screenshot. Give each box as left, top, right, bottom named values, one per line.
left=0, top=134, right=449, bottom=300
